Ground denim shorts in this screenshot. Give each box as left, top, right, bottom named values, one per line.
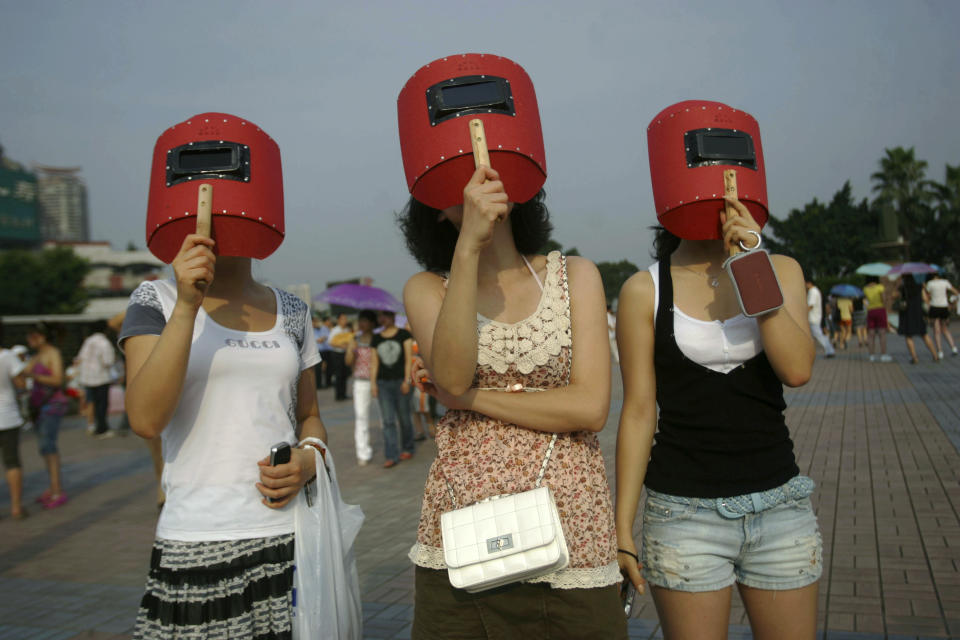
left=35, top=406, right=63, bottom=456
left=641, top=478, right=822, bottom=592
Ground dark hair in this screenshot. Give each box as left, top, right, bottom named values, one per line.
left=358, top=309, right=378, bottom=324
left=397, top=189, right=552, bottom=272
left=865, top=275, right=879, bottom=285
left=903, top=275, right=922, bottom=297
left=651, top=225, right=681, bottom=262
left=28, top=323, right=52, bottom=340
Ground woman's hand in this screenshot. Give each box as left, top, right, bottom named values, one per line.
left=617, top=545, right=647, bottom=595
left=171, top=234, right=216, bottom=312
left=256, top=447, right=317, bottom=509
left=371, top=381, right=378, bottom=399
left=459, top=166, right=509, bottom=254
left=412, top=363, right=473, bottom=410
left=720, top=195, right=762, bottom=253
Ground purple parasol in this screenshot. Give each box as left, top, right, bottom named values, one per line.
left=314, top=283, right=403, bottom=312
left=887, top=262, right=938, bottom=276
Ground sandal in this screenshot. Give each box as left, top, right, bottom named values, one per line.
left=43, top=493, right=68, bottom=509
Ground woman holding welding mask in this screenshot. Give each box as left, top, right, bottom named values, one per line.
left=615, top=101, right=820, bottom=639
left=398, top=54, right=627, bottom=639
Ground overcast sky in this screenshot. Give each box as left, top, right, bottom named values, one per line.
left=2, top=1, right=957, bottom=301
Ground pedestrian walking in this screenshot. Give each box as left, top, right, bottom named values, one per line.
left=616, top=100, right=820, bottom=639
left=608, top=304, right=620, bottom=364
left=23, top=324, right=69, bottom=509
left=836, top=296, right=853, bottom=349
left=313, top=313, right=330, bottom=389
left=75, top=321, right=116, bottom=437
left=371, top=310, right=415, bottom=468
left=894, top=276, right=939, bottom=364
left=805, top=279, right=835, bottom=357
left=328, top=313, right=352, bottom=400
left=345, top=309, right=377, bottom=465
left=0, top=323, right=27, bottom=519
left=925, top=273, right=959, bottom=358
left=399, top=54, right=626, bottom=639
left=863, top=276, right=893, bottom=362
left=852, top=296, right=868, bottom=347
left=124, top=113, right=328, bottom=640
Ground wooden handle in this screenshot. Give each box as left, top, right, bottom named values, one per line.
left=196, top=183, right=213, bottom=238
left=724, top=170, right=738, bottom=258
left=195, top=183, right=212, bottom=290
left=469, top=119, right=490, bottom=169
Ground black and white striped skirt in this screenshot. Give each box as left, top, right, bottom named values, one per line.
left=133, top=533, right=295, bottom=640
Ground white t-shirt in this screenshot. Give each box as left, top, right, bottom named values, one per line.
left=806, top=286, right=823, bottom=325
left=120, top=280, right=320, bottom=542
left=0, top=350, right=25, bottom=430
left=76, top=332, right=116, bottom=387
left=649, top=263, right=762, bottom=374
left=925, top=279, right=954, bottom=308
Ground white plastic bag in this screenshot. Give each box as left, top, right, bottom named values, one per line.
left=293, top=443, right=365, bottom=640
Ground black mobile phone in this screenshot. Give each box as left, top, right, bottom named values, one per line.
left=269, top=441, right=292, bottom=466
left=268, top=442, right=291, bottom=503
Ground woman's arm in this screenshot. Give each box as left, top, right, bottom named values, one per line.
left=613, top=270, right=657, bottom=593
left=720, top=196, right=813, bottom=387
left=428, top=257, right=612, bottom=433
left=125, top=235, right=216, bottom=438
left=757, top=255, right=814, bottom=387
left=404, top=166, right=509, bottom=395
left=257, top=367, right=327, bottom=509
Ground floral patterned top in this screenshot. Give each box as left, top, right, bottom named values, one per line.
left=408, top=251, right=621, bottom=589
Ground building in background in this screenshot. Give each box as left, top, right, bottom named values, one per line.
left=36, top=165, right=89, bottom=242
left=42, top=241, right=166, bottom=317
left=0, top=144, right=42, bottom=249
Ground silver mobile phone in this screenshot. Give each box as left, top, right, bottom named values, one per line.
left=620, top=579, right=637, bottom=617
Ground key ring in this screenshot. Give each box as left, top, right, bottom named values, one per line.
left=739, top=230, right=762, bottom=251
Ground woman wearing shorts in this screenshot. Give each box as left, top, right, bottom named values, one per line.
left=925, top=273, right=958, bottom=358
left=863, top=276, right=892, bottom=362
left=616, top=200, right=819, bottom=639
left=0, top=324, right=27, bottom=519
left=24, top=324, right=69, bottom=509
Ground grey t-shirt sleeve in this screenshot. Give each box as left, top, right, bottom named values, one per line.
left=118, top=282, right=166, bottom=349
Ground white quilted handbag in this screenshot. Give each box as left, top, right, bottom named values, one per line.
left=440, top=434, right=569, bottom=592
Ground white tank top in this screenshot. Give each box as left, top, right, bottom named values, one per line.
left=648, top=262, right=762, bottom=374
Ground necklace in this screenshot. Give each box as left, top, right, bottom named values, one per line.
left=677, top=264, right=721, bottom=288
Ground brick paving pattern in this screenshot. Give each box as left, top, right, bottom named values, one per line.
left=0, top=330, right=958, bottom=639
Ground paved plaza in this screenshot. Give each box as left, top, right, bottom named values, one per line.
left=1, top=332, right=960, bottom=639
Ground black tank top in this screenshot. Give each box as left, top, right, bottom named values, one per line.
left=644, top=256, right=799, bottom=498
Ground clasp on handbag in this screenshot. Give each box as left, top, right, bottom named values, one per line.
left=487, top=534, right=514, bottom=553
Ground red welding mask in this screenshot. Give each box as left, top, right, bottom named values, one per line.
left=397, top=53, right=546, bottom=210
left=146, top=113, right=284, bottom=263
left=647, top=100, right=768, bottom=240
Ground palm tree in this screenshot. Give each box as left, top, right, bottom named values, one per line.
left=870, top=147, right=933, bottom=259
left=931, top=164, right=960, bottom=273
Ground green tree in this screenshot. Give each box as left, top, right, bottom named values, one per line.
left=870, top=147, right=934, bottom=258
left=931, top=163, right=960, bottom=274
left=596, top=259, right=639, bottom=303
left=0, top=247, right=89, bottom=314
left=765, top=181, right=878, bottom=279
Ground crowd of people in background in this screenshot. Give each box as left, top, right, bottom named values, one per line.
left=313, top=309, right=443, bottom=469
left=806, top=271, right=959, bottom=364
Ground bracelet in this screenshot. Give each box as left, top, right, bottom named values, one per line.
left=298, top=437, right=327, bottom=461
left=617, top=548, right=639, bottom=563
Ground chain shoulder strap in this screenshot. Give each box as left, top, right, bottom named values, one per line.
left=444, top=387, right=558, bottom=510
